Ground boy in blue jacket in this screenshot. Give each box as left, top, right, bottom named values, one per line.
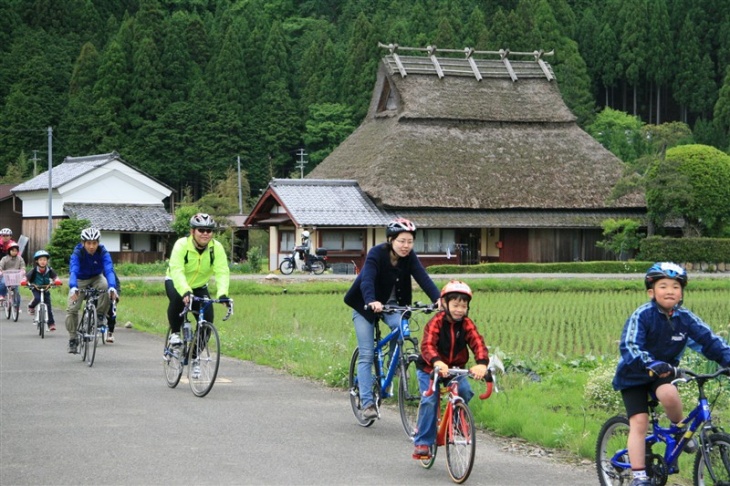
left=612, top=262, right=730, bottom=486
left=65, top=228, right=118, bottom=354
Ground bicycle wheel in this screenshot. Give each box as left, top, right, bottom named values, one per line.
left=37, top=304, right=47, bottom=339
left=419, top=443, right=438, bottom=469
left=188, top=322, right=220, bottom=397
left=279, top=259, right=294, bottom=275
left=446, top=401, right=476, bottom=483
left=348, top=347, right=379, bottom=427
left=163, top=328, right=183, bottom=388
left=694, top=431, right=730, bottom=485
left=398, top=353, right=421, bottom=438
left=85, top=310, right=98, bottom=367
left=310, top=260, right=325, bottom=275
left=3, top=300, right=9, bottom=320
left=78, top=310, right=89, bottom=361
left=596, top=415, right=632, bottom=486
left=11, top=290, right=19, bottom=322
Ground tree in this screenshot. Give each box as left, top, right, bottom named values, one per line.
left=714, top=66, right=730, bottom=147
left=586, top=108, right=645, bottom=163
left=45, top=218, right=91, bottom=272
left=596, top=218, right=644, bottom=260
left=303, top=103, right=356, bottom=166
left=646, top=144, right=730, bottom=236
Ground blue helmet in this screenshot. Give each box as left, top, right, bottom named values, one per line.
left=645, top=262, right=688, bottom=289
left=34, top=250, right=50, bottom=261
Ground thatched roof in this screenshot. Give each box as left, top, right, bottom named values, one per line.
left=308, top=53, right=644, bottom=212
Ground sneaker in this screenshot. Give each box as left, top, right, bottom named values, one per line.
left=67, top=339, right=78, bottom=354
left=191, top=364, right=201, bottom=379
left=629, top=478, right=655, bottom=486
left=168, top=333, right=182, bottom=346
left=106, top=333, right=114, bottom=343
left=361, top=404, right=378, bottom=420
left=49, top=323, right=56, bottom=331
left=28, top=306, right=35, bottom=315
left=412, top=445, right=432, bottom=460
left=684, top=437, right=698, bottom=454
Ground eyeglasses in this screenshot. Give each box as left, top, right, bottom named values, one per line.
left=196, top=228, right=213, bottom=234
left=393, top=238, right=414, bottom=245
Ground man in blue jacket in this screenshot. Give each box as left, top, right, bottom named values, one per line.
left=65, top=228, right=118, bottom=354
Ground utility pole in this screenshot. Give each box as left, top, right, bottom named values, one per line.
left=31, top=150, right=39, bottom=176
left=295, top=148, right=308, bottom=179
left=237, top=155, right=243, bottom=214
left=47, top=127, right=53, bottom=243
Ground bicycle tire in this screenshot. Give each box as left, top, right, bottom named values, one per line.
left=693, top=431, right=730, bottom=485
left=279, top=259, right=294, bottom=275
left=596, top=415, right=632, bottom=486
left=310, top=260, right=325, bottom=275
left=85, top=310, right=98, bottom=367
left=38, top=304, right=47, bottom=339
left=11, top=290, right=19, bottom=322
left=419, top=443, right=437, bottom=469
left=348, top=347, right=379, bottom=427
left=398, top=353, right=421, bottom=438
left=78, top=309, right=89, bottom=361
left=3, top=300, right=9, bottom=320
left=163, top=328, right=183, bottom=388
left=446, top=401, right=476, bottom=484
left=189, top=322, right=220, bottom=397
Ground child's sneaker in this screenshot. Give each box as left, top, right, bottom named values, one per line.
left=48, top=323, right=56, bottom=331
left=106, top=333, right=114, bottom=343
left=27, top=306, right=35, bottom=315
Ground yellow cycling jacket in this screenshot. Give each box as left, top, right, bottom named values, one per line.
left=166, top=235, right=230, bottom=298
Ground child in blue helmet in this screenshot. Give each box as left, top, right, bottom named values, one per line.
left=25, top=250, right=62, bottom=331
left=612, top=262, right=730, bottom=486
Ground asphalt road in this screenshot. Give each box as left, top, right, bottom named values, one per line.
left=0, top=310, right=597, bottom=485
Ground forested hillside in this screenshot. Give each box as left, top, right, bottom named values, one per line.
left=1, top=0, right=729, bottom=200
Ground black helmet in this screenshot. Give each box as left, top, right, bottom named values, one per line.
left=645, top=262, right=688, bottom=289
left=386, top=218, right=416, bottom=239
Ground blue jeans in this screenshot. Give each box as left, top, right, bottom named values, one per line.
left=352, top=309, right=400, bottom=408
left=413, top=369, right=474, bottom=446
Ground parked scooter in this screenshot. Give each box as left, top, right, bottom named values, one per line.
left=279, top=247, right=329, bottom=275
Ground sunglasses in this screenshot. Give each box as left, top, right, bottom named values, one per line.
left=196, top=228, right=213, bottom=234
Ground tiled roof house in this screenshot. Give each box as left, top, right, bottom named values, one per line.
left=11, top=152, right=174, bottom=263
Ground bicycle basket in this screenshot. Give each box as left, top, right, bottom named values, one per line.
left=2, top=269, right=24, bottom=286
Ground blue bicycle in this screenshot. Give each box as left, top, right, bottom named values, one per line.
left=348, top=302, right=436, bottom=437
left=596, top=367, right=730, bottom=486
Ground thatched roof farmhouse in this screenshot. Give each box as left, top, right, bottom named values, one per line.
left=249, top=46, right=646, bottom=270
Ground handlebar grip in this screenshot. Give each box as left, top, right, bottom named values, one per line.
left=479, top=380, right=494, bottom=400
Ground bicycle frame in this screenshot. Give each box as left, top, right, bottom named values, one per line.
left=605, top=368, right=729, bottom=483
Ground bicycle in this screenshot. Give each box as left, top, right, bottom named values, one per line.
left=163, top=296, right=233, bottom=397
left=2, top=269, right=24, bottom=322
left=75, top=287, right=105, bottom=367
left=22, top=281, right=62, bottom=338
left=416, top=367, right=495, bottom=484
left=348, top=302, right=437, bottom=437
left=279, top=246, right=327, bottom=275
left=596, top=367, right=730, bottom=486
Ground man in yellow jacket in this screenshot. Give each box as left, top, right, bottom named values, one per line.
left=165, top=213, right=230, bottom=350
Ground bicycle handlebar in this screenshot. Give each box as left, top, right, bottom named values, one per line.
left=424, top=367, right=494, bottom=400
left=23, top=282, right=62, bottom=291
left=363, top=301, right=438, bottom=314
left=672, top=367, right=730, bottom=386
left=180, top=296, right=234, bottom=321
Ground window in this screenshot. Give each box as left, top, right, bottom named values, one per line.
left=321, top=230, right=364, bottom=251
left=280, top=231, right=295, bottom=251
left=414, top=229, right=456, bottom=254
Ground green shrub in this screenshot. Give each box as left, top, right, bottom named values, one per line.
left=639, top=236, right=730, bottom=263
left=583, top=359, right=623, bottom=414
left=45, top=218, right=91, bottom=271
left=246, top=246, right=263, bottom=273
left=429, top=261, right=654, bottom=274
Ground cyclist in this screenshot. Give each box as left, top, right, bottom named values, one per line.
left=612, top=262, right=730, bottom=486
left=344, top=217, right=441, bottom=421
left=0, top=228, right=17, bottom=259
left=24, top=250, right=62, bottom=331
left=0, top=242, right=25, bottom=305
left=165, top=213, right=230, bottom=377
left=66, top=228, right=118, bottom=354
left=296, top=230, right=311, bottom=268
left=412, top=280, right=489, bottom=459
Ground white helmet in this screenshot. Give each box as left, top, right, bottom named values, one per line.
left=0, top=228, right=12, bottom=236
left=80, top=227, right=101, bottom=241
left=301, top=230, right=310, bottom=239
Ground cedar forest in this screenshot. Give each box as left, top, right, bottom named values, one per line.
left=1, top=0, right=729, bottom=205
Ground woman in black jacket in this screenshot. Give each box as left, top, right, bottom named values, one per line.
left=344, top=218, right=441, bottom=421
